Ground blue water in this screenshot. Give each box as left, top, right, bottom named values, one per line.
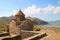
left=39, top=22, right=60, bottom=28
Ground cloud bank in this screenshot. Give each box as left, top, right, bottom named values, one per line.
left=11, top=5, right=60, bottom=17
left=23, top=5, right=60, bottom=15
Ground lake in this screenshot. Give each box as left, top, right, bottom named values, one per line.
left=38, top=22, right=60, bottom=28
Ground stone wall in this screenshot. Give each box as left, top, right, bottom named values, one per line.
left=20, top=30, right=39, bottom=39
left=2, top=35, right=21, bottom=40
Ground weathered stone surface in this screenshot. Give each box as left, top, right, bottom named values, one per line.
left=8, top=10, right=33, bottom=35
left=15, top=10, right=25, bottom=21
left=20, top=19, right=33, bottom=31
left=15, top=10, right=25, bottom=16
left=9, top=20, right=20, bottom=35
left=20, top=30, right=38, bottom=39
left=2, top=35, right=21, bottom=40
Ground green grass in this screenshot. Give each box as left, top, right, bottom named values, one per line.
left=0, top=23, right=43, bottom=31
left=0, top=23, right=6, bottom=31
left=33, top=25, right=43, bottom=31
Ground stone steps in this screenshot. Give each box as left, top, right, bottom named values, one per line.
left=0, top=31, right=10, bottom=40
left=0, top=33, right=21, bottom=40
left=0, top=36, right=10, bottom=40
left=2, top=35, right=21, bottom=40
left=30, top=33, right=47, bottom=40
left=0, top=30, right=47, bottom=40
left=0, top=32, right=9, bottom=37
left=23, top=32, right=47, bottom=40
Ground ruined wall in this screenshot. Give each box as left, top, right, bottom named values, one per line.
left=20, top=30, right=38, bottom=39
left=2, top=35, right=21, bottom=40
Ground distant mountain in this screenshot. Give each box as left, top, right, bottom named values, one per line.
left=49, top=20, right=60, bottom=25
left=0, top=16, right=48, bottom=25
left=0, top=16, right=14, bottom=24
left=26, top=17, right=48, bottom=25
left=47, top=20, right=60, bottom=26
left=49, top=20, right=60, bottom=23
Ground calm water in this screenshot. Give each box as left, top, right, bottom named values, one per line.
left=39, top=22, right=60, bottom=28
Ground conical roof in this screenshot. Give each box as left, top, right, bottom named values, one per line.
left=15, top=10, right=25, bottom=16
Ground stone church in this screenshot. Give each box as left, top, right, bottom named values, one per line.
left=8, top=10, right=33, bottom=35
left=1, top=10, right=47, bottom=40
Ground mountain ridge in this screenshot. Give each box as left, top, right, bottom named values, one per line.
left=0, top=16, right=48, bottom=25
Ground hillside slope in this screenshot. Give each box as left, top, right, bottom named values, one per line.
left=27, top=17, right=48, bottom=25
left=0, top=16, right=48, bottom=25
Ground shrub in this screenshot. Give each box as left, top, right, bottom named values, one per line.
left=33, top=25, right=43, bottom=31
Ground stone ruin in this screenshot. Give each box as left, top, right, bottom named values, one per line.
left=6, top=10, right=34, bottom=39
left=0, top=10, right=47, bottom=40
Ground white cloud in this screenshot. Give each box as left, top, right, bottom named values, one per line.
left=6, top=9, right=19, bottom=17
left=23, top=5, right=41, bottom=14
left=23, top=5, right=60, bottom=15
left=41, top=5, right=55, bottom=14
left=8, top=10, right=19, bottom=16
left=12, top=10, right=19, bottom=15
left=8, top=5, right=60, bottom=17
left=53, top=7, right=60, bottom=14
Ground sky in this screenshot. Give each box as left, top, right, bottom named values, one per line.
left=0, top=0, right=60, bottom=21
